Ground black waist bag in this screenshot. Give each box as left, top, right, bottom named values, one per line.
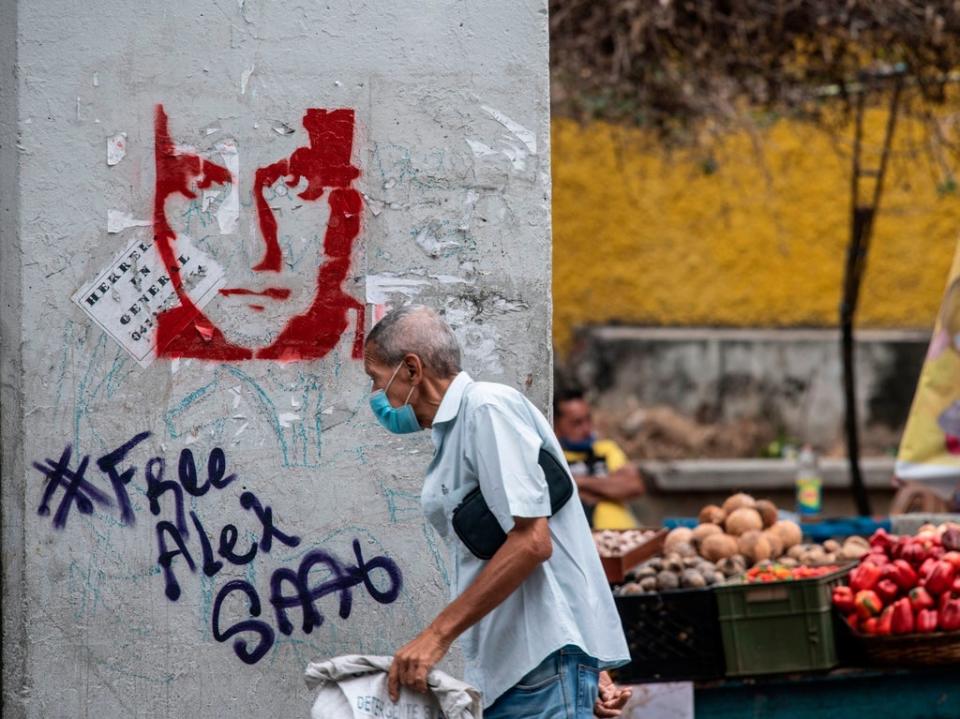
left=451, top=447, right=575, bottom=560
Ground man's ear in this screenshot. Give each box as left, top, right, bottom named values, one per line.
left=403, top=353, right=423, bottom=383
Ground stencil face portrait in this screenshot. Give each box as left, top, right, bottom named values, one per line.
left=152, top=105, right=365, bottom=362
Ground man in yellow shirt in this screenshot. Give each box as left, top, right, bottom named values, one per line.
left=553, top=388, right=646, bottom=529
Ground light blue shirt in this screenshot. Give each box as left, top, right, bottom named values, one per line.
left=422, top=372, right=629, bottom=708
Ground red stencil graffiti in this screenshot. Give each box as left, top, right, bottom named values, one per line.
left=152, top=104, right=365, bottom=362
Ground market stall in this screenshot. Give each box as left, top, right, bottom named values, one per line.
left=595, top=493, right=960, bottom=719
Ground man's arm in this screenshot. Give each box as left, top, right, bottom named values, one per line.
left=575, top=464, right=645, bottom=502
left=388, top=516, right=552, bottom=700
left=389, top=517, right=553, bottom=701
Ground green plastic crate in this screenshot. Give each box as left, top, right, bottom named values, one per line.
left=714, top=565, right=853, bottom=677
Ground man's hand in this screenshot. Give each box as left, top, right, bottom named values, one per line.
left=594, top=671, right=631, bottom=717
left=388, top=625, right=451, bottom=702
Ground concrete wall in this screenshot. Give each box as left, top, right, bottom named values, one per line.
left=567, top=327, right=927, bottom=451
left=1, top=2, right=552, bottom=716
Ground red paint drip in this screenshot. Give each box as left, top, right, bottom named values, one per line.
left=219, top=288, right=293, bottom=299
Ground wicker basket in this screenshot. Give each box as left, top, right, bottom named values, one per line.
left=838, top=619, right=960, bottom=666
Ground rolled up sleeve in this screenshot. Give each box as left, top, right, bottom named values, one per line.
left=468, top=402, right=550, bottom=533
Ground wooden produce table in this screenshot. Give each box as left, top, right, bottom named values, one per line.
left=693, top=666, right=959, bottom=719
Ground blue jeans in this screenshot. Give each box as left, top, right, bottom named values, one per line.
left=485, top=645, right=602, bottom=719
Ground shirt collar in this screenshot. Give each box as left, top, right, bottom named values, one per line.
left=431, top=371, right=473, bottom=427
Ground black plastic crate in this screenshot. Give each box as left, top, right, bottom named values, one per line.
left=612, top=587, right=726, bottom=683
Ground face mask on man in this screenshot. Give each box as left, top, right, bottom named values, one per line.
left=369, top=362, right=421, bottom=434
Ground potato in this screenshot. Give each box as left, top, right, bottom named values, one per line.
left=840, top=540, right=869, bottom=560
left=738, top=530, right=773, bottom=564
left=672, top=541, right=697, bottom=558
left=692, top=523, right=724, bottom=546
left=716, top=557, right=743, bottom=577
left=698, top=504, right=727, bottom=525
left=657, top=570, right=680, bottom=590
left=823, top=539, right=841, bottom=553
left=681, top=569, right=707, bottom=589
left=725, top=508, right=764, bottom=536
left=721, top=493, right=757, bottom=515
left=772, top=520, right=803, bottom=549
left=700, top=533, right=739, bottom=562
left=639, top=576, right=658, bottom=592
left=755, top=499, right=779, bottom=528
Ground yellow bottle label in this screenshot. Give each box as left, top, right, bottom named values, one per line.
left=796, top=475, right=822, bottom=514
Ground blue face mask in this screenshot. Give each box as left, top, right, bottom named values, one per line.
left=369, top=363, right=421, bottom=434
left=559, top=434, right=596, bottom=453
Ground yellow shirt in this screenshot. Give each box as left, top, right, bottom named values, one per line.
left=563, top=439, right=639, bottom=530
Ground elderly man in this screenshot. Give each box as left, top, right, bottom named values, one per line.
left=364, top=306, right=631, bottom=718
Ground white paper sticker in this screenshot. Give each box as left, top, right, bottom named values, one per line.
left=107, top=209, right=151, bottom=233
left=72, top=233, right=225, bottom=367
left=107, top=132, right=127, bottom=165
left=215, top=139, right=240, bottom=234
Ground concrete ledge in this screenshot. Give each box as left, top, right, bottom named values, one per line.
left=642, top=457, right=897, bottom=492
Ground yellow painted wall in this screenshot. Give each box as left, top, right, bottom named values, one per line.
left=552, top=112, right=960, bottom=352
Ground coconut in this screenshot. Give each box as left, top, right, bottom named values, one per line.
left=772, top=520, right=803, bottom=549
left=700, top=533, right=739, bottom=562
left=721, top=493, right=757, bottom=515
left=738, top=530, right=773, bottom=564
left=664, top=527, right=694, bottom=553
left=698, top=504, right=727, bottom=525
left=724, top=507, right=764, bottom=536
left=762, top=528, right=784, bottom=558
left=755, top=499, right=779, bottom=528
left=692, top=523, right=724, bottom=546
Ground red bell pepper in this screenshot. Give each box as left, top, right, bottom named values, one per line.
left=891, top=597, right=915, bottom=634
left=909, top=586, right=935, bottom=611
left=861, top=617, right=880, bottom=635
left=855, top=590, right=883, bottom=619
left=864, top=551, right=889, bottom=566
left=924, top=560, right=957, bottom=595
left=919, top=557, right=937, bottom=578
left=869, top=528, right=894, bottom=553
left=944, top=527, right=960, bottom=553
left=943, top=551, right=960, bottom=570
left=876, top=578, right=899, bottom=603
left=916, top=608, right=939, bottom=633
left=890, top=559, right=919, bottom=589
left=903, top=543, right=928, bottom=566
left=845, top=612, right=860, bottom=631
left=832, top=586, right=855, bottom=614
left=891, top=536, right=910, bottom=560
left=952, top=577, right=960, bottom=595
left=850, top=563, right=882, bottom=592
left=939, top=597, right=960, bottom=631
left=877, top=605, right=894, bottom=636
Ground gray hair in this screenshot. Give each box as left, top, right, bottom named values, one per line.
left=366, top=305, right=462, bottom=378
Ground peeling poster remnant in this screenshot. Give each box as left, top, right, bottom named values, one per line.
left=106, top=132, right=127, bottom=165
left=72, top=232, right=225, bottom=367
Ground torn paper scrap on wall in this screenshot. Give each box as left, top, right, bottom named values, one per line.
left=214, top=139, right=240, bottom=234
left=107, top=209, right=151, bottom=233
left=72, top=233, right=224, bottom=367
left=107, top=132, right=127, bottom=165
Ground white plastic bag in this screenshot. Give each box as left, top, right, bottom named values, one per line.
left=305, top=655, right=482, bottom=719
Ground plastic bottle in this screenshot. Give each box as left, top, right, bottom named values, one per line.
left=795, top=444, right=823, bottom=520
